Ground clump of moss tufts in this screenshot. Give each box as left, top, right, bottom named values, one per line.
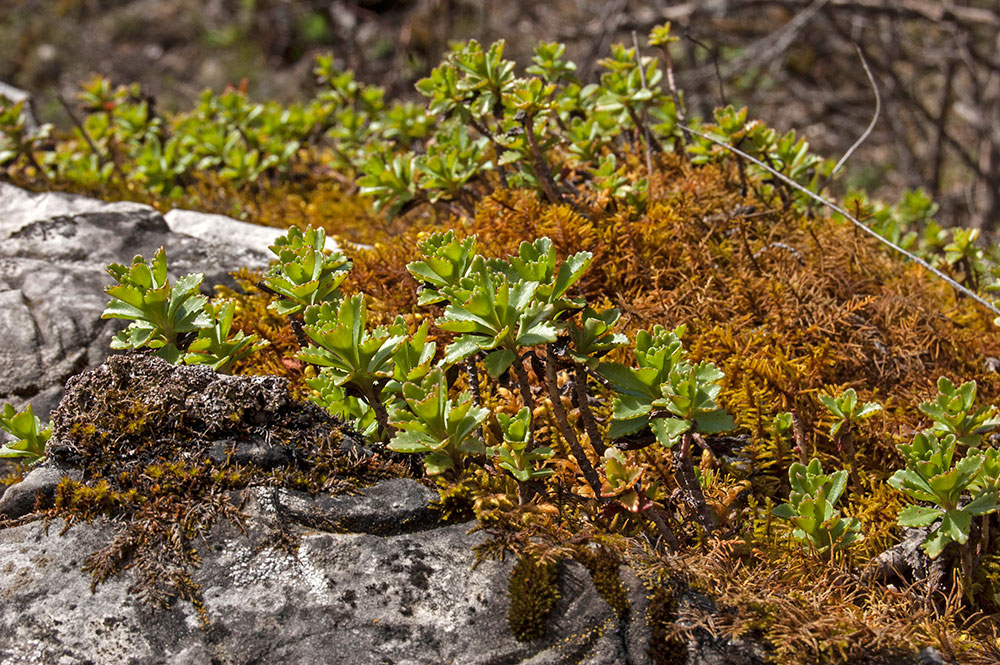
left=506, top=553, right=561, bottom=642
left=431, top=479, right=476, bottom=523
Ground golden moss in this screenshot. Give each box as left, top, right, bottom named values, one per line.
left=430, top=478, right=477, bottom=523
left=207, top=151, right=1000, bottom=658
left=507, top=553, right=561, bottom=642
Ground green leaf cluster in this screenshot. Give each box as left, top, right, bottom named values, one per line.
left=0, top=404, right=51, bottom=464
left=412, top=234, right=591, bottom=378
left=101, top=247, right=265, bottom=371
left=918, top=377, right=1000, bottom=447
left=600, top=448, right=650, bottom=513
left=387, top=369, right=487, bottom=478
left=599, top=325, right=735, bottom=448
left=261, top=225, right=352, bottom=317
left=298, top=294, right=406, bottom=397
left=0, top=98, right=52, bottom=176
left=772, top=459, right=863, bottom=554
left=184, top=300, right=269, bottom=373
left=102, top=248, right=212, bottom=363
left=889, top=431, right=1000, bottom=558
left=818, top=388, right=882, bottom=437
left=489, top=407, right=554, bottom=483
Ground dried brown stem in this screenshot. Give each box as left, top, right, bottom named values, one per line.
left=675, top=433, right=717, bottom=534
left=792, top=409, right=809, bottom=465
left=512, top=356, right=536, bottom=412
left=519, top=112, right=563, bottom=205
left=544, top=345, right=603, bottom=498
left=573, top=364, right=606, bottom=456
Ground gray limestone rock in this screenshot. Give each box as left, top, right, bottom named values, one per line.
left=0, top=512, right=644, bottom=665
left=0, top=466, right=68, bottom=519
left=164, top=208, right=340, bottom=253
left=0, top=183, right=284, bottom=419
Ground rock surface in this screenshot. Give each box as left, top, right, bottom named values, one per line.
left=0, top=514, right=642, bottom=665
left=0, top=183, right=285, bottom=419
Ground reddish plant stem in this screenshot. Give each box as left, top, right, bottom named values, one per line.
left=838, top=430, right=860, bottom=489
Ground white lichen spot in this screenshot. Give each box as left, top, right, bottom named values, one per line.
left=222, top=536, right=328, bottom=601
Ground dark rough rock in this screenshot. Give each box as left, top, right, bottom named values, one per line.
left=260, top=479, right=440, bottom=535
left=46, top=354, right=342, bottom=474
left=0, top=183, right=286, bottom=420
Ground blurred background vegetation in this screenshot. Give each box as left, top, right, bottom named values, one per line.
left=2, top=0, right=998, bottom=232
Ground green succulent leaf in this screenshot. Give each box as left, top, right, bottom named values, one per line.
left=897, top=504, right=943, bottom=527
left=484, top=349, right=517, bottom=379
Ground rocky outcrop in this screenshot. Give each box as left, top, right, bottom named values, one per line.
left=0, top=355, right=652, bottom=665
left=0, top=184, right=303, bottom=419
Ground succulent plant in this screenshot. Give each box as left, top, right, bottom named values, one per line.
left=0, top=404, right=51, bottom=464
left=261, top=225, right=352, bottom=318
left=889, top=431, right=1000, bottom=558
left=818, top=388, right=882, bottom=438
left=102, top=247, right=212, bottom=363
left=387, top=368, right=487, bottom=478
left=600, top=448, right=651, bottom=513
left=489, top=407, right=554, bottom=484
left=773, top=459, right=863, bottom=554
left=183, top=300, right=268, bottom=373
left=918, top=377, right=1000, bottom=447
left=599, top=325, right=734, bottom=447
